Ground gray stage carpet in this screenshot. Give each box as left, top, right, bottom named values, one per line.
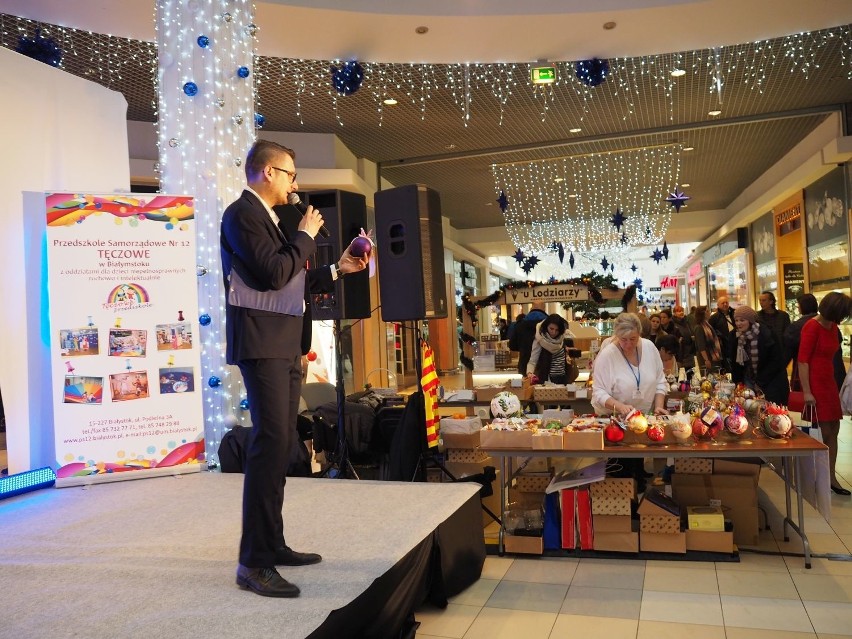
left=0, top=472, right=480, bottom=639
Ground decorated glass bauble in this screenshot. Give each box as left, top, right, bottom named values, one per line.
left=741, top=387, right=756, bottom=400
left=626, top=411, right=648, bottom=434
left=700, top=379, right=713, bottom=393
left=490, top=391, right=523, bottom=418
left=670, top=414, right=693, bottom=441
left=647, top=422, right=665, bottom=442
left=604, top=421, right=625, bottom=443
left=725, top=412, right=749, bottom=436
left=762, top=405, right=792, bottom=438
left=692, top=416, right=710, bottom=439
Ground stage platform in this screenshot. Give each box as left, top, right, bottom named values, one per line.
left=0, top=472, right=485, bottom=639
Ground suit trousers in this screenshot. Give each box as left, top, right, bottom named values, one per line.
left=238, top=355, right=303, bottom=567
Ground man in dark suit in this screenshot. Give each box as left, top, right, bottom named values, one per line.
left=221, top=140, right=366, bottom=598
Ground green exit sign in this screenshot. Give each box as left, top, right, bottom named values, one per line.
left=531, top=66, right=556, bottom=84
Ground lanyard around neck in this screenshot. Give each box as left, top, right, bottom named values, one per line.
left=618, top=345, right=641, bottom=390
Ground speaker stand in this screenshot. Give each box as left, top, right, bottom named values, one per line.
left=319, top=318, right=359, bottom=480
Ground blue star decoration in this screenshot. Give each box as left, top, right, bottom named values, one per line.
left=633, top=278, right=643, bottom=289
left=630, top=263, right=638, bottom=272
left=548, top=275, right=557, bottom=284
left=568, top=252, right=575, bottom=269
left=662, top=240, right=670, bottom=260
left=665, top=186, right=691, bottom=213
left=651, top=248, right=664, bottom=264
left=600, top=257, right=609, bottom=271
left=610, top=208, right=627, bottom=231
left=512, top=247, right=526, bottom=264
left=610, top=263, right=616, bottom=272
left=497, top=190, right=509, bottom=213
left=620, top=232, right=628, bottom=245
left=556, top=242, right=565, bottom=263
left=522, top=255, right=539, bottom=274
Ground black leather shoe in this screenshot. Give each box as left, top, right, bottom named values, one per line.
left=275, top=545, right=322, bottom=566
left=236, top=564, right=300, bottom=598
left=831, top=485, right=852, bottom=496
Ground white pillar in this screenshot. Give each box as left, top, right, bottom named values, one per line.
left=156, top=0, right=256, bottom=464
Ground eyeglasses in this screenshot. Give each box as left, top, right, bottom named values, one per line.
left=270, top=166, right=297, bottom=183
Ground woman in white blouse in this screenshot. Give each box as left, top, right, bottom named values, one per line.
left=592, top=312, right=669, bottom=416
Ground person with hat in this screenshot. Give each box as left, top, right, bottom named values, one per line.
left=731, top=305, right=789, bottom=406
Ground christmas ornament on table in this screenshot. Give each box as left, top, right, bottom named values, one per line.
left=647, top=422, right=665, bottom=442
left=669, top=412, right=693, bottom=443
left=724, top=405, right=749, bottom=436
left=762, top=403, right=793, bottom=439
left=604, top=420, right=625, bottom=443
left=490, top=391, right=523, bottom=418
left=625, top=410, right=648, bottom=434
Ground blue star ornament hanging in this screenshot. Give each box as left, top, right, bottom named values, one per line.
left=610, top=208, right=627, bottom=231
left=497, top=190, right=509, bottom=213
left=512, top=247, right=526, bottom=264
left=620, top=232, right=628, bottom=245
left=662, top=240, right=670, bottom=260
left=600, top=257, right=609, bottom=271
left=633, top=278, right=643, bottom=290
left=630, top=263, right=638, bottom=273
left=665, top=186, right=691, bottom=213
left=651, top=248, right=664, bottom=264
left=556, top=242, right=565, bottom=263
left=522, top=255, right=539, bottom=274
left=568, top=252, right=576, bottom=269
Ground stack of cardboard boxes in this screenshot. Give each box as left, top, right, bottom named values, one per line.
left=638, top=488, right=686, bottom=553
left=590, top=478, right=638, bottom=552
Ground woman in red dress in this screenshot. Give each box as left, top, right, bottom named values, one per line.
left=798, top=292, right=852, bottom=495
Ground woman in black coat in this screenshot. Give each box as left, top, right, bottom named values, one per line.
left=731, top=305, right=789, bottom=405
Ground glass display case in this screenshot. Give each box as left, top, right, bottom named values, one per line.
left=708, top=250, right=751, bottom=307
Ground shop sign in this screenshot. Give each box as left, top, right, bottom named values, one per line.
left=782, top=262, right=805, bottom=302
left=660, top=276, right=678, bottom=289
left=687, top=261, right=703, bottom=285
left=503, top=284, right=590, bottom=303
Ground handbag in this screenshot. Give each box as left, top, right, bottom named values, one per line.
left=788, top=390, right=806, bottom=413
left=566, top=358, right=580, bottom=384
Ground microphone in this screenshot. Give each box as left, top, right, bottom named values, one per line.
left=288, top=193, right=330, bottom=238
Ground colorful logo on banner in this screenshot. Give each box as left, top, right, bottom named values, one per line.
left=46, top=193, right=194, bottom=228
left=107, top=283, right=149, bottom=304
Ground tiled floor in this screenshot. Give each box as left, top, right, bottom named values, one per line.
left=415, top=420, right=852, bottom=639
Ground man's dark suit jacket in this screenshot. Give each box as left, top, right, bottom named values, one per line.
left=220, top=190, right=333, bottom=363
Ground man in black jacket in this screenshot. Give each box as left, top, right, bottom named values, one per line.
left=509, top=301, right=548, bottom=375
left=708, top=296, right=736, bottom=370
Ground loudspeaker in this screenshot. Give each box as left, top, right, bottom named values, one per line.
left=736, top=227, right=749, bottom=249
left=374, top=184, right=448, bottom=322
left=285, top=189, right=370, bottom=320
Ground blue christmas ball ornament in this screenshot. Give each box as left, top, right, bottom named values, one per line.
left=331, top=60, right=364, bottom=96
left=197, top=35, right=210, bottom=48
left=237, top=66, right=250, bottom=78
left=199, top=313, right=211, bottom=326
left=239, top=398, right=250, bottom=410
left=254, top=112, right=265, bottom=129
left=208, top=375, right=222, bottom=388
left=183, top=81, right=198, bottom=96
left=575, top=58, right=610, bottom=87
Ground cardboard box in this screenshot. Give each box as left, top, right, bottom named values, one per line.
left=593, top=514, right=633, bottom=533
left=687, top=506, right=725, bottom=531
left=516, top=473, right=552, bottom=493
left=533, top=385, right=572, bottom=401
left=712, top=459, right=761, bottom=480
left=480, top=428, right=533, bottom=448
left=504, top=534, right=543, bottom=555
left=672, top=474, right=759, bottom=546
left=474, top=384, right=506, bottom=402
left=532, top=431, right=565, bottom=450
left=640, top=531, right=687, bottom=554
left=513, top=456, right=550, bottom=473
left=562, top=429, right=604, bottom=451
left=685, top=529, right=735, bottom=553
left=442, top=431, right=481, bottom=449
left=473, top=354, right=496, bottom=371
left=637, top=488, right=682, bottom=518
left=439, top=417, right=482, bottom=435
left=640, top=514, right=681, bottom=534
left=674, top=458, right=713, bottom=475
left=446, top=448, right=488, bottom=463
left=594, top=531, right=639, bottom=553
left=591, top=495, right=631, bottom=516
left=590, top=478, right=635, bottom=500
left=444, top=457, right=493, bottom=480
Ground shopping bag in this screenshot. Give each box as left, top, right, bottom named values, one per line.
left=788, top=390, right=805, bottom=413
left=841, top=366, right=852, bottom=415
